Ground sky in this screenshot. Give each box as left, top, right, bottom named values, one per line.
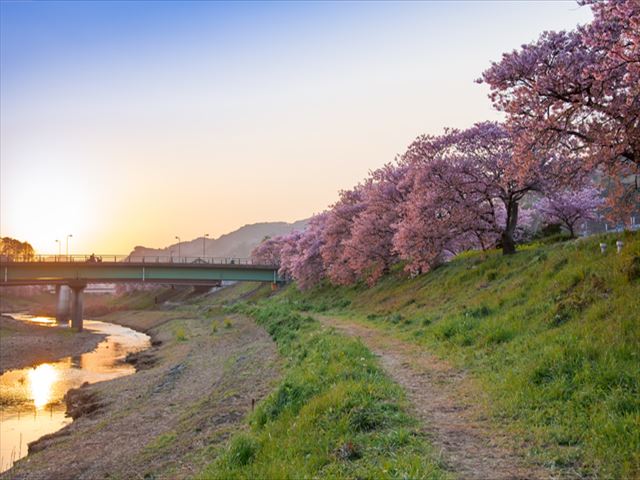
left=0, top=0, right=593, bottom=254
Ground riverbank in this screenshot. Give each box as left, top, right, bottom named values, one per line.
left=3, top=284, right=282, bottom=480
left=0, top=315, right=106, bottom=374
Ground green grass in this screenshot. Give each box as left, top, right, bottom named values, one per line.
left=143, top=432, right=177, bottom=454
left=174, top=325, right=188, bottom=342
left=272, top=231, right=640, bottom=479
left=198, top=301, right=449, bottom=479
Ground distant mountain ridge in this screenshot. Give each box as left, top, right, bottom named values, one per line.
left=128, top=219, right=309, bottom=260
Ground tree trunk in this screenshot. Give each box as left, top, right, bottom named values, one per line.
left=501, top=200, right=519, bottom=255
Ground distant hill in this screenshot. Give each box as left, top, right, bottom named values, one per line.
left=127, top=219, right=308, bottom=260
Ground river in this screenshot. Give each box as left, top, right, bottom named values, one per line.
left=0, top=314, right=150, bottom=473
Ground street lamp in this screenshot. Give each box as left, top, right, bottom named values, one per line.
left=55, top=239, right=61, bottom=260
left=203, top=233, right=209, bottom=259
left=175, top=236, right=181, bottom=260
left=66, top=234, right=73, bottom=260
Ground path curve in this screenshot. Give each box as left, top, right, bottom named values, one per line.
left=316, top=314, right=551, bottom=480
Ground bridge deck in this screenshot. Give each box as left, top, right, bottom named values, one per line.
left=0, top=259, right=283, bottom=286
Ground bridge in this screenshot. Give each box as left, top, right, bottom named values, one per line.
left=0, top=255, right=283, bottom=331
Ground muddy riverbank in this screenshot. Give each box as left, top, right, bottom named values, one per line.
left=3, top=285, right=281, bottom=480
left=0, top=316, right=107, bottom=374
left=0, top=318, right=150, bottom=473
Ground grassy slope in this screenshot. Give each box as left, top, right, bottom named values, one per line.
left=274, top=232, right=640, bottom=479
left=198, top=302, right=450, bottom=479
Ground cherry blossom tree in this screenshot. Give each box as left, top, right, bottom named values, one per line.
left=345, top=164, right=407, bottom=285
left=479, top=0, right=639, bottom=217
left=250, top=236, right=283, bottom=266
left=289, top=213, right=327, bottom=290
left=320, top=187, right=365, bottom=285
left=453, top=121, right=546, bottom=254
left=277, top=231, right=303, bottom=281
left=394, top=158, right=490, bottom=273
left=534, top=186, right=604, bottom=238
left=394, top=122, right=542, bottom=266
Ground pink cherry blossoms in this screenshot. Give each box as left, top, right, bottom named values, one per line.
left=479, top=0, right=639, bottom=217
left=534, top=187, right=604, bottom=238
left=250, top=0, right=634, bottom=290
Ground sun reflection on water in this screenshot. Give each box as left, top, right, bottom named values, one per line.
left=0, top=315, right=151, bottom=474
left=27, top=364, right=58, bottom=409
left=29, top=316, right=57, bottom=325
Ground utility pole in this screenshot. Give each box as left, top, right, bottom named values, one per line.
left=175, top=236, right=181, bottom=260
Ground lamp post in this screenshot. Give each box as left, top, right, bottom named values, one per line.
left=175, top=236, right=181, bottom=261
left=203, top=233, right=209, bottom=259
left=55, top=239, right=60, bottom=260
left=66, top=234, right=73, bottom=260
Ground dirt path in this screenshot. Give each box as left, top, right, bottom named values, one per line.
left=316, top=314, right=550, bottom=480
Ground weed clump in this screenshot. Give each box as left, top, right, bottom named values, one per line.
left=335, top=441, right=362, bottom=461
left=174, top=326, right=187, bottom=342
left=464, top=304, right=491, bottom=318
left=420, top=316, right=433, bottom=326
left=144, top=432, right=176, bottom=453
left=227, top=434, right=257, bottom=466
left=617, top=239, right=640, bottom=282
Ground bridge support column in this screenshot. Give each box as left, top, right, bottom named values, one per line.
left=56, top=285, right=71, bottom=323
left=69, top=282, right=87, bottom=332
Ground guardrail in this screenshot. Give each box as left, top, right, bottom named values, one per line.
left=0, top=254, right=265, bottom=266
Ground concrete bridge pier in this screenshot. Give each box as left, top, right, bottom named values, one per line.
left=69, top=281, right=87, bottom=332
left=56, top=285, right=72, bottom=323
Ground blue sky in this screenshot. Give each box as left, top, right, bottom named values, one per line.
left=0, top=1, right=593, bottom=253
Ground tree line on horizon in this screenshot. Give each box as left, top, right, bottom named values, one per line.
left=252, top=0, right=639, bottom=289
left=0, top=237, right=35, bottom=261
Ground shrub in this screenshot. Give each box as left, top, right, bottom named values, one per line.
left=174, top=326, right=187, bottom=342
left=227, top=434, right=258, bottom=466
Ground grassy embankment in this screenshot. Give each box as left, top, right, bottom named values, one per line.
left=198, top=298, right=450, bottom=478
left=236, top=232, right=639, bottom=479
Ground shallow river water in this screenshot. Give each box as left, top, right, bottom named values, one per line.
left=0, top=314, right=150, bottom=473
